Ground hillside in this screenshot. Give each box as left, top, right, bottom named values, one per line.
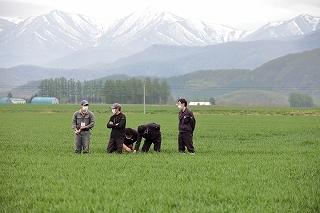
left=0, top=65, right=97, bottom=91
left=2, top=30, right=320, bottom=93
left=2, top=48, right=320, bottom=105
left=231, top=48, right=320, bottom=94
left=167, top=48, right=320, bottom=104
left=86, top=30, right=320, bottom=76
left=216, top=90, right=289, bottom=106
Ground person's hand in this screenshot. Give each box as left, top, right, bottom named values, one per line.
left=109, top=121, right=113, bottom=124
left=125, top=147, right=132, bottom=152
left=74, top=129, right=80, bottom=134
left=80, top=126, right=86, bottom=130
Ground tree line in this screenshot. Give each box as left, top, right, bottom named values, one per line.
left=288, top=92, right=314, bottom=107
left=37, top=77, right=171, bottom=104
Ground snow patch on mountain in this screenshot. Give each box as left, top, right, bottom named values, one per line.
left=241, top=14, right=320, bottom=41
left=0, top=8, right=319, bottom=68
left=98, top=7, right=246, bottom=49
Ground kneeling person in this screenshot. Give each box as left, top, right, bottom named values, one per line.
left=123, top=128, right=138, bottom=152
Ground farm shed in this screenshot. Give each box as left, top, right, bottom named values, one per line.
left=0, top=98, right=11, bottom=104
left=189, top=102, right=211, bottom=106
left=31, top=97, right=59, bottom=104
left=0, top=98, right=26, bottom=104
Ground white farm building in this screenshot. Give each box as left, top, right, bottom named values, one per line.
left=189, top=102, right=211, bottom=106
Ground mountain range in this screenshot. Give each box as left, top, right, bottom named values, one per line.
left=3, top=47, right=320, bottom=105
left=167, top=47, right=320, bottom=102
left=0, top=8, right=319, bottom=69
left=1, top=8, right=320, bottom=105
left=1, top=29, right=320, bottom=91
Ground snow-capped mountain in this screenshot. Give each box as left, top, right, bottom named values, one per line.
left=0, top=10, right=109, bottom=67
left=98, top=8, right=247, bottom=50
left=241, top=14, right=320, bottom=41
left=0, top=8, right=319, bottom=68
left=0, top=8, right=248, bottom=67
left=0, top=18, right=16, bottom=33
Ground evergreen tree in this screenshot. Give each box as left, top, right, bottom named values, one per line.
left=144, top=77, right=153, bottom=104
left=209, top=97, right=215, bottom=105
left=38, top=77, right=171, bottom=104
left=76, top=80, right=82, bottom=103
left=68, top=79, right=76, bottom=103
left=159, top=79, right=170, bottom=104
left=288, top=92, right=314, bottom=107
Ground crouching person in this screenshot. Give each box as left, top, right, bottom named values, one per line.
left=123, top=128, right=139, bottom=152
left=133, top=122, right=161, bottom=153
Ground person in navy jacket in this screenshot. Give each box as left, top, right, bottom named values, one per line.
left=177, top=98, right=196, bottom=154
left=133, top=122, right=162, bottom=153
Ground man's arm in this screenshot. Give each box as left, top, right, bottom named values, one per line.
left=72, top=112, right=78, bottom=130
left=190, top=111, right=196, bottom=133
left=133, top=134, right=142, bottom=153
left=123, top=143, right=132, bottom=152
left=115, top=114, right=126, bottom=129
left=106, top=116, right=114, bottom=128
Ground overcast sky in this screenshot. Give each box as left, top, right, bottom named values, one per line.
left=0, top=0, right=319, bottom=31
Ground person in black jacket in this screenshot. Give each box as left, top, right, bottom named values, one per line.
left=177, top=98, right=196, bottom=154
left=133, top=122, right=162, bottom=153
left=123, top=128, right=139, bottom=152
left=106, top=103, right=126, bottom=154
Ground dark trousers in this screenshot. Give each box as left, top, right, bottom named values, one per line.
left=107, top=138, right=124, bottom=154
left=142, top=136, right=162, bottom=152
left=178, top=132, right=195, bottom=153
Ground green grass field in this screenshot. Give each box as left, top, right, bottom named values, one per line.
left=1, top=104, right=320, bottom=212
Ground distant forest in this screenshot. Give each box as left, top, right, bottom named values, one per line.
left=37, top=77, right=171, bottom=104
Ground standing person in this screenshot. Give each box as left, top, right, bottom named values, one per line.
left=123, top=128, right=139, bottom=152
left=133, top=122, right=162, bottom=153
left=177, top=98, right=196, bottom=154
left=72, top=100, right=95, bottom=154
left=106, top=103, right=126, bottom=154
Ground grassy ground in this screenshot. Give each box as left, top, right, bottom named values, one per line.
left=1, top=104, right=319, bottom=212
